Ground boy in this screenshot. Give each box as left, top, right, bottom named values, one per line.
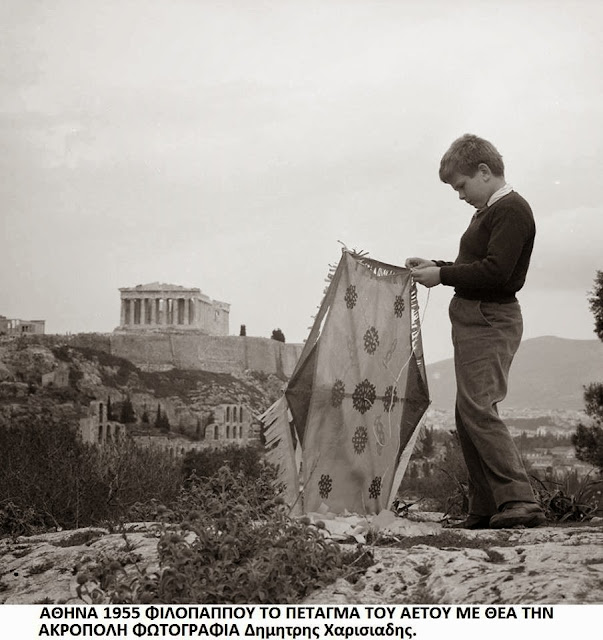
left=406, top=134, right=545, bottom=529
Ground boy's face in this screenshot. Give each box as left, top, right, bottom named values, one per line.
left=448, top=168, right=494, bottom=210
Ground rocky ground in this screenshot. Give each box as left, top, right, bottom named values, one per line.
left=304, top=511, right=603, bottom=604
left=1, top=512, right=602, bottom=605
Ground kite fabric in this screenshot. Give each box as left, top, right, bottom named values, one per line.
left=262, top=249, right=430, bottom=515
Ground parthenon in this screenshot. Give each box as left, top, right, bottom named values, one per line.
left=116, top=283, right=229, bottom=335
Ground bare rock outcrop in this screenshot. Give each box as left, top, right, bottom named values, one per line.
left=1, top=515, right=602, bottom=605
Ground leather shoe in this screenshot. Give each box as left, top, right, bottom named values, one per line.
left=444, top=514, right=491, bottom=530
left=489, top=502, right=546, bottom=529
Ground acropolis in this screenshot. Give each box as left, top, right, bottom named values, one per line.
left=116, top=283, right=230, bottom=335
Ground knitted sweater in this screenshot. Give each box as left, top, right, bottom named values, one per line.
left=434, top=191, right=535, bottom=303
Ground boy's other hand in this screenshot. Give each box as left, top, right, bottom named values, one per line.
left=411, top=266, right=441, bottom=288
left=405, top=257, right=435, bottom=269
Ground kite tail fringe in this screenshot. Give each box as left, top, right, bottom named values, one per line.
left=261, top=398, right=300, bottom=511
left=409, top=281, right=423, bottom=353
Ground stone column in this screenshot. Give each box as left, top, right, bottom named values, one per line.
left=120, top=299, right=126, bottom=326
left=190, top=298, right=196, bottom=327
left=150, top=297, right=156, bottom=325
left=128, top=299, right=135, bottom=326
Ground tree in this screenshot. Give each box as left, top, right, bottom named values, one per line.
left=589, top=270, right=603, bottom=342
left=572, top=422, right=603, bottom=470
left=154, top=404, right=170, bottom=432
left=119, top=395, right=136, bottom=424
left=159, top=412, right=171, bottom=432
left=271, top=328, right=285, bottom=343
left=418, top=426, right=435, bottom=458
left=572, top=271, right=603, bottom=471
left=572, top=381, right=603, bottom=470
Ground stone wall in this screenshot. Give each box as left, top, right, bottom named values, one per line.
left=79, top=399, right=126, bottom=446
left=110, top=333, right=303, bottom=377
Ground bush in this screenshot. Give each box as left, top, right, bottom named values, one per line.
left=530, top=469, right=603, bottom=522
left=83, top=466, right=360, bottom=604
left=0, top=501, right=48, bottom=538
left=181, top=443, right=266, bottom=483
left=398, top=431, right=468, bottom=516
left=0, top=423, right=181, bottom=535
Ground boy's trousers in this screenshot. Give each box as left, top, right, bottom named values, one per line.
left=449, top=296, right=537, bottom=516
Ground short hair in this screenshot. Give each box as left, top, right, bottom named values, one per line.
left=439, top=134, right=505, bottom=183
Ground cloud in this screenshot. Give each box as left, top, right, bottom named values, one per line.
left=1, top=0, right=602, bottom=354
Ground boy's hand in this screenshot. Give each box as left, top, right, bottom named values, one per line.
left=405, top=257, right=435, bottom=269
left=411, top=266, right=441, bottom=288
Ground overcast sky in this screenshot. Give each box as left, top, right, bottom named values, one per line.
left=1, top=0, right=602, bottom=363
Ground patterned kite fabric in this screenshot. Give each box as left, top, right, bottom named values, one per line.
left=265, top=250, right=430, bottom=515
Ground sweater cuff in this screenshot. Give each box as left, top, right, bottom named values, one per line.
left=439, top=265, right=454, bottom=286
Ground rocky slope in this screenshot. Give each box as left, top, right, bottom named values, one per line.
left=1, top=513, right=602, bottom=605
left=0, top=336, right=284, bottom=437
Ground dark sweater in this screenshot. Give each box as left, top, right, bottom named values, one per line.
left=435, top=191, right=535, bottom=303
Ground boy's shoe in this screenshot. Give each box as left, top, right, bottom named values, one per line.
left=489, top=502, right=546, bottom=529
left=444, top=514, right=491, bottom=530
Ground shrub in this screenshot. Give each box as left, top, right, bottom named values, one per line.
left=0, top=501, right=47, bottom=538
left=85, top=466, right=361, bottom=604
left=530, top=470, right=603, bottom=522
left=398, top=430, right=468, bottom=515
left=181, top=443, right=266, bottom=484
left=0, top=423, right=182, bottom=535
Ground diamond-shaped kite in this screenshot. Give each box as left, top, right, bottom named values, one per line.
left=261, top=249, right=430, bottom=515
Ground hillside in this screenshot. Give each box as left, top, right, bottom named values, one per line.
left=426, top=336, right=603, bottom=411
left=0, top=337, right=284, bottom=438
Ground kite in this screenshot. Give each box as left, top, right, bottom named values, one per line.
left=262, top=249, right=430, bottom=515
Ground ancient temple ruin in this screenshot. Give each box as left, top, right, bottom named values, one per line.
left=116, top=283, right=230, bottom=335
left=0, top=315, right=45, bottom=336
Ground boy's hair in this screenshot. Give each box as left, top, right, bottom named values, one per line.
left=439, top=133, right=505, bottom=183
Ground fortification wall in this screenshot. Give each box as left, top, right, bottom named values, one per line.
left=110, top=333, right=303, bottom=377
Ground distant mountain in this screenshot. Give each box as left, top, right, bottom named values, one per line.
left=426, top=336, right=603, bottom=411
